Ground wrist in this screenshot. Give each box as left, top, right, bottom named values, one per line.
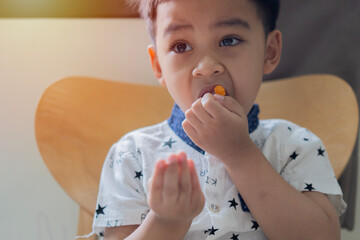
left=221, top=138, right=258, bottom=168
left=126, top=211, right=192, bottom=240
left=152, top=211, right=192, bottom=227
left=149, top=210, right=192, bottom=231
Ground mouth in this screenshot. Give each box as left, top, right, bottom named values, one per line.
left=198, top=85, right=227, bottom=98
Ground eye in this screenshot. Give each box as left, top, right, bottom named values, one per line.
left=220, top=37, right=243, bottom=47
left=171, top=42, right=192, bottom=53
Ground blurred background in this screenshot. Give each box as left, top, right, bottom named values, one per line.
left=0, top=0, right=359, bottom=239
left=0, top=0, right=137, bottom=17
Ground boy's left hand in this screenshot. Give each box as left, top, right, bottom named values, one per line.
left=182, top=93, right=253, bottom=164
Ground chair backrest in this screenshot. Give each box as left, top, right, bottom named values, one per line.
left=35, top=76, right=174, bottom=216
left=35, top=74, right=358, bottom=225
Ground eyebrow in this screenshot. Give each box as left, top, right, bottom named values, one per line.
left=163, top=17, right=251, bottom=38
left=163, top=23, right=193, bottom=38
left=214, top=18, right=251, bottom=30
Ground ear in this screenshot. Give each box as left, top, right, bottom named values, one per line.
left=263, top=30, right=282, bottom=74
left=148, top=45, right=166, bottom=87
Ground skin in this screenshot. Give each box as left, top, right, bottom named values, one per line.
left=104, top=0, right=341, bottom=239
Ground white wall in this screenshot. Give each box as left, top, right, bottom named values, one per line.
left=0, top=18, right=155, bottom=240
left=0, top=18, right=358, bottom=240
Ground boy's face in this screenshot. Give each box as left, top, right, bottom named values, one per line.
left=149, top=0, right=282, bottom=114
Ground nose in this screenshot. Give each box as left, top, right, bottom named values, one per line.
left=192, top=55, right=224, bottom=78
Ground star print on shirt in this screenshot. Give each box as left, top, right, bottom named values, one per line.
left=228, top=198, right=239, bottom=210
left=163, top=137, right=176, bottom=148
left=289, top=151, right=299, bottom=160
left=317, top=147, right=325, bottom=156
left=251, top=220, right=259, bottom=230
left=134, top=170, right=143, bottom=180
left=204, top=226, right=219, bottom=235
left=304, top=183, right=315, bottom=191
left=231, top=233, right=240, bottom=240
left=96, top=204, right=106, bottom=218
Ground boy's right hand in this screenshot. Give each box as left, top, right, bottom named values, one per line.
left=148, top=152, right=205, bottom=223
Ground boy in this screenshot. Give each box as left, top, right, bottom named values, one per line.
left=92, top=0, right=346, bottom=239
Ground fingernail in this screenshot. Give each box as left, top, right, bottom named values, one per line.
left=201, top=93, right=211, bottom=105
left=178, top=152, right=186, bottom=162
left=157, top=160, right=165, bottom=168
left=166, top=155, right=177, bottom=164
left=214, top=94, right=224, bottom=102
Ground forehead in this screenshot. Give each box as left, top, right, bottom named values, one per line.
left=156, top=0, right=260, bottom=31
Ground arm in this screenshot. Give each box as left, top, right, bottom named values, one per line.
left=224, top=143, right=340, bottom=240
left=104, top=211, right=191, bottom=240
left=104, top=153, right=205, bottom=240
left=183, top=93, right=340, bottom=240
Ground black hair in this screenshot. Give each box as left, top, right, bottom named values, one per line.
left=251, top=0, right=280, bottom=35
left=127, top=0, right=280, bottom=42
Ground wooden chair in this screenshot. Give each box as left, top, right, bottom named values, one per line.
left=35, top=74, right=358, bottom=239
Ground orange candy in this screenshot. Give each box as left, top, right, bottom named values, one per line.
left=214, top=85, right=226, bottom=96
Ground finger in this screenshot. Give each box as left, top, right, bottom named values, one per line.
left=163, top=154, right=179, bottom=202
left=178, top=152, right=191, bottom=204
left=185, top=108, right=203, bottom=130
left=191, top=98, right=214, bottom=122
left=182, top=119, right=200, bottom=142
left=200, top=93, right=224, bottom=118
left=213, top=94, right=245, bottom=117
left=149, top=159, right=166, bottom=205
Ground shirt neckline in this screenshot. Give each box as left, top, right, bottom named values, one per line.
left=167, top=103, right=260, bottom=155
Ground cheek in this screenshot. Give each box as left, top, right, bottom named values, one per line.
left=167, top=87, right=193, bottom=112
left=229, top=61, right=263, bottom=111
left=161, top=64, right=194, bottom=110
left=245, top=78, right=262, bottom=112
left=234, top=79, right=261, bottom=106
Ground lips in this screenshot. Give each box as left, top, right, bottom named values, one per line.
left=198, top=85, right=227, bottom=98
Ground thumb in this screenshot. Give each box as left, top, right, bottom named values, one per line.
left=213, top=94, right=245, bottom=118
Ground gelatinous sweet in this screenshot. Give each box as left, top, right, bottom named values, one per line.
left=214, top=85, right=226, bottom=96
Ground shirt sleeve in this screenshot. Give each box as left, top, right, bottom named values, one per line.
left=267, top=121, right=347, bottom=216
left=92, top=134, right=149, bottom=236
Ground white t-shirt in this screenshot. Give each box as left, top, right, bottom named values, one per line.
left=92, top=105, right=346, bottom=239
